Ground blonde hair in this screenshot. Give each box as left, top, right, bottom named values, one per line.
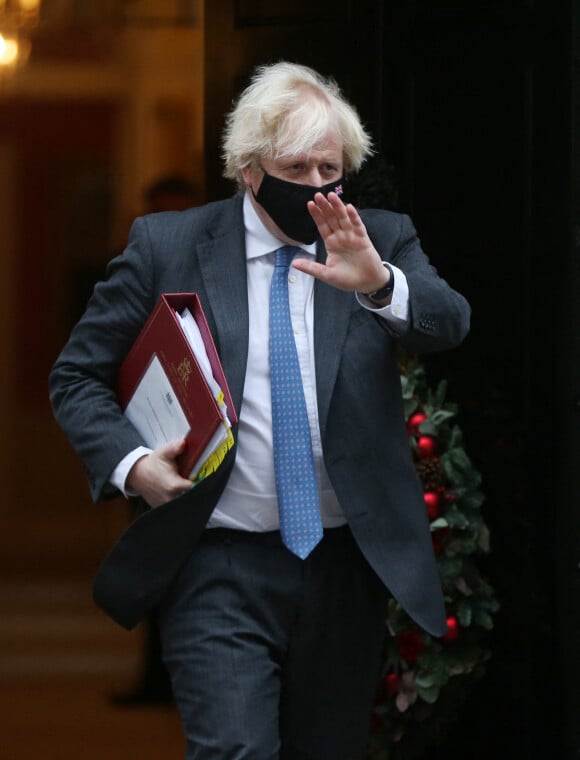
left=222, top=62, right=373, bottom=188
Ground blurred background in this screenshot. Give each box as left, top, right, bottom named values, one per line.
left=0, top=1, right=578, bottom=758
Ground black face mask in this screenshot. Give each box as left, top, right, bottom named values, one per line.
left=253, top=170, right=347, bottom=244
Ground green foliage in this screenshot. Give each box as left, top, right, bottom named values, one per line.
left=368, top=358, right=499, bottom=759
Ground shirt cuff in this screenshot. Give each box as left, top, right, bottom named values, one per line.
left=110, top=446, right=152, bottom=497
left=356, top=263, right=410, bottom=332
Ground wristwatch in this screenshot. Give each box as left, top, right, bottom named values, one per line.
left=365, top=262, right=394, bottom=303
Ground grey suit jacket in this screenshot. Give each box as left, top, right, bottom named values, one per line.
left=49, top=194, right=470, bottom=636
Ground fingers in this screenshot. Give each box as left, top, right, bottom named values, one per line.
left=158, top=437, right=187, bottom=461
left=308, top=191, right=346, bottom=227
left=308, top=192, right=363, bottom=238
left=291, top=257, right=332, bottom=281
left=128, top=439, right=193, bottom=507
left=154, top=438, right=192, bottom=491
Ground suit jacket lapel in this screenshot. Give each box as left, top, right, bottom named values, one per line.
left=195, top=199, right=249, bottom=419
left=313, top=241, right=352, bottom=440
left=192, top=207, right=351, bottom=441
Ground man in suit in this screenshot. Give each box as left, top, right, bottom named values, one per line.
left=49, top=62, right=470, bottom=759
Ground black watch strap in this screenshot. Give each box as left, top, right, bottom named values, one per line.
left=365, top=262, right=394, bottom=303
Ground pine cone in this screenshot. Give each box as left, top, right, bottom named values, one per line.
left=415, top=457, right=443, bottom=491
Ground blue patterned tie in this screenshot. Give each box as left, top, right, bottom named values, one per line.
left=270, top=246, right=323, bottom=559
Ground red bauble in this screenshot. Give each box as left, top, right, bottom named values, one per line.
left=431, top=527, right=450, bottom=556
left=441, top=616, right=460, bottom=643
left=385, top=672, right=401, bottom=695
left=407, top=412, right=427, bottom=435
left=423, top=491, right=440, bottom=520
left=396, top=630, right=425, bottom=662
left=417, top=435, right=437, bottom=458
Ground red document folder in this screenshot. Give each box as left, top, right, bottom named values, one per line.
left=116, top=293, right=237, bottom=480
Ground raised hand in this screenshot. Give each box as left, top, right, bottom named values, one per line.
left=291, top=191, right=391, bottom=295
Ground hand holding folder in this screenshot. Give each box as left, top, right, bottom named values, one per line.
left=116, top=293, right=238, bottom=482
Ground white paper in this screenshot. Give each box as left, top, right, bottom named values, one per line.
left=190, top=422, right=231, bottom=476
left=177, top=307, right=230, bottom=421
left=124, top=354, right=190, bottom=450
left=177, top=309, right=217, bottom=394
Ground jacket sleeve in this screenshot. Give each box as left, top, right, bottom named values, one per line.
left=49, top=216, right=159, bottom=502
left=364, top=209, right=471, bottom=354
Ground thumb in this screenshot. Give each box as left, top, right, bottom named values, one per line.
left=158, top=437, right=187, bottom=462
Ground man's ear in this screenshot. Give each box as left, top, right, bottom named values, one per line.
left=241, top=163, right=262, bottom=195
left=241, top=165, right=253, bottom=187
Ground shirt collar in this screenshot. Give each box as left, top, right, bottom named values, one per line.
left=243, top=192, right=316, bottom=260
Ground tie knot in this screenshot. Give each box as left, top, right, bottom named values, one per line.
left=275, top=245, right=300, bottom=270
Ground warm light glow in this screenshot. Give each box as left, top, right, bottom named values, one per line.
left=0, top=33, right=19, bottom=66
left=18, top=0, right=41, bottom=11
left=0, top=0, right=39, bottom=79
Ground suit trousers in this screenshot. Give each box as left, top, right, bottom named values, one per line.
left=157, top=525, right=389, bottom=760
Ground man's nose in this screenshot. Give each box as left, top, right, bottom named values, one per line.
left=304, top=168, right=325, bottom=187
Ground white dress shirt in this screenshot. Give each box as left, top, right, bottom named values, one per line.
left=111, top=193, right=410, bottom=532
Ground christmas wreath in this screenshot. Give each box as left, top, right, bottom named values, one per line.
left=367, top=358, right=500, bottom=759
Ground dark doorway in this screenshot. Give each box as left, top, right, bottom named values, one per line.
left=343, top=2, right=575, bottom=758
left=201, top=1, right=577, bottom=756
